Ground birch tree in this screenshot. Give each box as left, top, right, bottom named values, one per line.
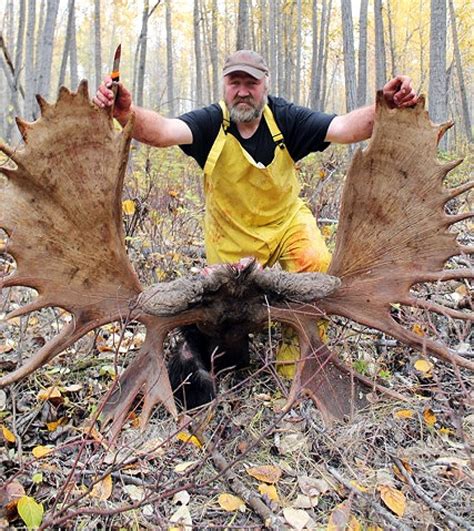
left=448, top=0, right=472, bottom=143
left=374, top=0, right=387, bottom=88
left=94, top=0, right=102, bottom=90
left=357, top=0, right=368, bottom=106
left=340, top=0, right=357, bottom=112
left=193, top=0, right=203, bottom=104
left=166, top=0, right=175, bottom=115
left=24, top=0, right=36, bottom=119
left=236, top=0, right=251, bottom=50
left=36, top=0, right=60, bottom=98
left=428, top=0, right=447, bottom=148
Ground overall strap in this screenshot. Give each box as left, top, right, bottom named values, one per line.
left=263, top=105, right=285, bottom=147
left=203, top=100, right=229, bottom=176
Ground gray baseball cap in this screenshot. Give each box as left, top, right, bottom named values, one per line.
left=222, top=50, right=269, bottom=79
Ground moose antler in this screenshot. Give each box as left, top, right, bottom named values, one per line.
left=0, top=84, right=472, bottom=440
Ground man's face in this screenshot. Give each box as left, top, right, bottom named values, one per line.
left=223, top=72, right=268, bottom=123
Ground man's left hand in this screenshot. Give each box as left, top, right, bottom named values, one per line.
left=383, top=75, right=418, bottom=109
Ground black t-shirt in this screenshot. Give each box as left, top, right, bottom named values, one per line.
left=178, top=95, right=336, bottom=169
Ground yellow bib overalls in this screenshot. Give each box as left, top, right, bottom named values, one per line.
left=203, top=102, right=331, bottom=376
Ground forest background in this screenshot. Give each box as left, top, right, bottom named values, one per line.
left=0, top=0, right=472, bottom=151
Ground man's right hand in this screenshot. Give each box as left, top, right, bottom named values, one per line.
left=93, top=76, right=133, bottom=123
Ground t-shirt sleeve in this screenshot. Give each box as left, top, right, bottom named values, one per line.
left=271, top=97, right=336, bottom=161
left=177, top=104, right=222, bottom=169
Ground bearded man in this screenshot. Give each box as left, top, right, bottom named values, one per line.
left=94, top=50, right=417, bottom=405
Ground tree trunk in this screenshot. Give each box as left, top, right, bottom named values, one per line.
left=136, top=0, right=150, bottom=108
left=94, top=0, right=102, bottom=90
left=165, top=0, right=175, bottom=115
left=448, top=0, right=472, bottom=143
left=210, top=0, right=219, bottom=102
left=386, top=0, right=397, bottom=78
left=294, top=0, right=302, bottom=104
left=356, top=0, right=368, bottom=107
left=309, top=0, right=319, bottom=108
left=36, top=0, right=60, bottom=98
left=320, top=0, right=332, bottom=110
left=236, top=0, right=251, bottom=50
left=58, top=0, right=74, bottom=88
left=340, top=0, right=357, bottom=112
left=374, top=0, right=387, bottom=89
left=193, top=0, right=203, bottom=105
left=269, top=0, right=277, bottom=89
left=14, top=0, right=26, bottom=110
left=69, top=0, right=78, bottom=88
left=24, top=0, right=36, bottom=119
left=428, top=0, right=447, bottom=149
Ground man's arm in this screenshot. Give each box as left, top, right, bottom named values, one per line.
left=93, top=77, right=193, bottom=147
left=325, top=75, right=418, bottom=144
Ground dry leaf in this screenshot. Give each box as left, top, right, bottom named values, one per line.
left=283, top=507, right=310, bottom=530
left=277, top=432, right=309, bottom=455
left=1, top=425, right=16, bottom=443
left=293, top=493, right=318, bottom=509
left=414, top=359, right=433, bottom=376
left=176, top=431, right=203, bottom=448
left=298, top=475, right=331, bottom=496
left=32, top=445, right=54, bottom=458
left=349, top=480, right=368, bottom=492
left=172, top=490, right=190, bottom=506
left=327, top=502, right=361, bottom=531
left=37, top=386, right=62, bottom=401
left=258, top=483, right=279, bottom=502
left=0, top=339, right=15, bottom=354
left=394, top=409, right=415, bottom=419
left=411, top=323, right=425, bottom=336
left=378, top=485, right=406, bottom=516
left=46, top=418, right=66, bottom=431
left=123, top=484, right=144, bottom=502
left=423, top=408, right=436, bottom=427
left=174, top=461, right=197, bottom=474
left=122, top=199, right=136, bottom=215
left=246, top=465, right=282, bottom=484
left=90, top=475, right=113, bottom=501
left=218, top=493, right=245, bottom=512
left=169, top=505, right=192, bottom=528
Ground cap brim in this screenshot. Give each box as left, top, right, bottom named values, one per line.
left=223, top=65, right=267, bottom=80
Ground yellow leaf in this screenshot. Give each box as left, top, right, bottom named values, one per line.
left=411, top=323, right=425, bottom=336
left=423, top=408, right=437, bottom=427
left=32, top=445, right=54, bottom=458
left=319, top=168, right=326, bottom=179
left=176, top=431, right=203, bottom=448
left=327, top=502, right=361, bottom=530
left=174, top=461, right=197, bottom=474
left=258, top=483, right=279, bottom=502
left=439, top=427, right=454, bottom=436
left=246, top=465, right=282, bottom=484
left=414, top=359, right=434, bottom=375
left=1, top=425, right=16, bottom=443
left=394, top=409, right=415, bottom=419
left=218, top=493, right=245, bottom=512
left=46, top=418, right=66, bottom=431
left=378, top=485, right=406, bottom=516
left=349, top=480, right=368, bottom=492
left=17, top=496, right=44, bottom=530
left=90, top=475, right=113, bottom=500
left=37, top=386, right=62, bottom=401
left=122, top=199, right=136, bottom=215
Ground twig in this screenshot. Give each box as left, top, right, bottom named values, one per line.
left=208, top=444, right=286, bottom=529
left=326, top=466, right=412, bottom=531
left=392, top=457, right=473, bottom=530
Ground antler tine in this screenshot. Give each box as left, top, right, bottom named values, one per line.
left=15, top=117, right=34, bottom=143
left=35, top=94, right=52, bottom=116
left=445, top=180, right=474, bottom=200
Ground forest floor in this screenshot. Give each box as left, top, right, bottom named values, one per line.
left=0, top=145, right=472, bottom=530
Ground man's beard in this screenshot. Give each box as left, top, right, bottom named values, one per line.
left=227, top=94, right=267, bottom=123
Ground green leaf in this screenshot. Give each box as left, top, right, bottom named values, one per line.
left=32, top=473, right=43, bottom=484
left=17, top=496, right=44, bottom=529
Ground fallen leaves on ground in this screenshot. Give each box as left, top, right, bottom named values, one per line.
left=246, top=464, right=282, bottom=484
left=218, top=493, right=246, bottom=512
left=378, top=485, right=406, bottom=516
